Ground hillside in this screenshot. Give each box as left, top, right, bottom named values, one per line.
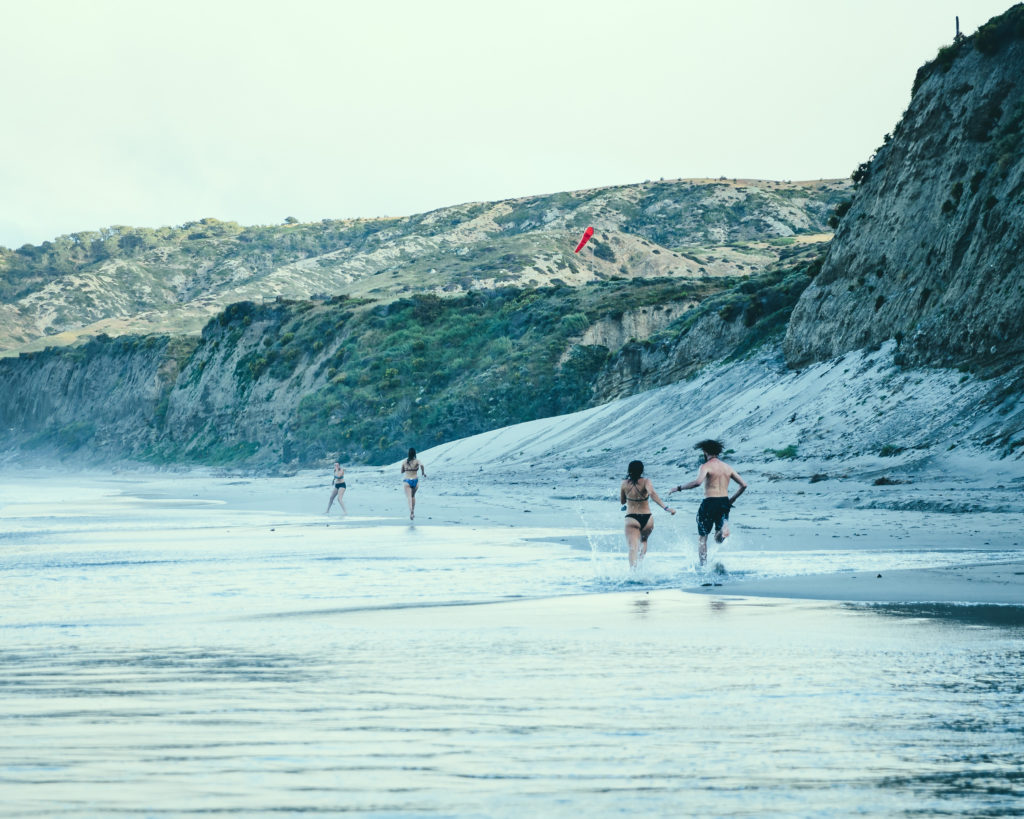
left=785, top=4, right=1024, bottom=374
left=0, top=178, right=847, bottom=354
left=4, top=7, right=1024, bottom=470
left=425, top=342, right=1024, bottom=479
left=0, top=249, right=823, bottom=466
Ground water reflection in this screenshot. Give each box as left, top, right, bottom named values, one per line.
left=848, top=602, right=1024, bottom=629
left=3, top=473, right=1024, bottom=817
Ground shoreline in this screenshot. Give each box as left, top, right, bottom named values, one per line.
left=692, top=560, right=1024, bottom=605
left=3, top=466, right=1023, bottom=609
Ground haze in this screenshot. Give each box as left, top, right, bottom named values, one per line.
left=0, top=0, right=1013, bottom=248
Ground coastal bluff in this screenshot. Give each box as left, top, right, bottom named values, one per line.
left=784, top=5, right=1024, bottom=373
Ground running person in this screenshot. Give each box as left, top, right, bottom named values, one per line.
left=401, top=448, right=427, bottom=520
left=667, top=439, right=747, bottom=565
left=326, top=462, right=347, bottom=514
left=619, top=460, right=675, bottom=569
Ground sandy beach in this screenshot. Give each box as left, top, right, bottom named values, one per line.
left=46, top=457, right=1024, bottom=607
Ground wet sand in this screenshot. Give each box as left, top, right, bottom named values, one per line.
left=3, top=468, right=1024, bottom=816
left=692, top=561, right=1024, bottom=604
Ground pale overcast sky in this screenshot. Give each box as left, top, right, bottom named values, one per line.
left=0, top=0, right=1014, bottom=248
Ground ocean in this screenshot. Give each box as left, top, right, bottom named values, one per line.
left=2, top=470, right=1023, bottom=817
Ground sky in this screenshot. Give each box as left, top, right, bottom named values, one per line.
left=0, top=0, right=1016, bottom=248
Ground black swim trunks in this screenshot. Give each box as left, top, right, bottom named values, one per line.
left=697, top=497, right=731, bottom=537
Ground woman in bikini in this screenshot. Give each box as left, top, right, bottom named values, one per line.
left=620, top=460, right=674, bottom=568
left=401, top=448, right=427, bottom=520
left=326, top=462, right=347, bottom=514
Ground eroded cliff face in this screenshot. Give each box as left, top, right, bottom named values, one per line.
left=0, top=335, right=197, bottom=458
left=592, top=257, right=821, bottom=401
left=592, top=311, right=755, bottom=402
left=154, top=305, right=330, bottom=464
left=784, top=13, right=1024, bottom=372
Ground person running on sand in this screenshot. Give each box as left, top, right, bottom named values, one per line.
left=326, top=462, right=347, bottom=514
left=667, top=439, right=747, bottom=566
left=620, top=460, right=675, bottom=569
left=401, top=448, right=427, bottom=520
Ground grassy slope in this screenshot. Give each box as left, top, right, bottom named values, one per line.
left=189, top=278, right=734, bottom=464
left=0, top=178, right=849, bottom=354
left=4, top=251, right=824, bottom=466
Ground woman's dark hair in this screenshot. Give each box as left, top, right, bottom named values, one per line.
left=407, top=447, right=417, bottom=460
left=626, top=460, right=644, bottom=482
left=695, top=439, right=724, bottom=457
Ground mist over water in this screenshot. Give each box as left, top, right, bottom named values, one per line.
left=2, top=471, right=1023, bottom=816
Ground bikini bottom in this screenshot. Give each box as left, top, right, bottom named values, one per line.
left=625, top=513, right=652, bottom=538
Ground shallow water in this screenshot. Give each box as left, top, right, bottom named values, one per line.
left=2, top=473, right=1023, bottom=816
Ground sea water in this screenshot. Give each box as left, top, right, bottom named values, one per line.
left=2, top=472, right=1023, bottom=817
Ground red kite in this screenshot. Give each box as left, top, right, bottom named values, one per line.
left=574, top=226, right=594, bottom=253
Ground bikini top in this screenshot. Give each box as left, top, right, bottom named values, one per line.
left=624, top=480, right=649, bottom=503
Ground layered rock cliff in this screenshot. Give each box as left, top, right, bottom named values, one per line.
left=2, top=277, right=758, bottom=466
left=0, top=335, right=197, bottom=458
left=785, top=5, right=1024, bottom=372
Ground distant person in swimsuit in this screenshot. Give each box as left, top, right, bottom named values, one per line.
left=667, top=439, right=747, bottom=565
left=326, top=462, right=347, bottom=514
left=401, top=448, right=427, bottom=520
left=619, top=460, right=675, bottom=569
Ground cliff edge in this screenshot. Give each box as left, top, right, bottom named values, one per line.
left=785, top=5, right=1024, bottom=372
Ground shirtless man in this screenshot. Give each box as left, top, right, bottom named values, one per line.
left=667, top=439, right=747, bottom=565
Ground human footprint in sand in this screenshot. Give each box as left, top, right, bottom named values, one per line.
left=400, top=448, right=427, bottom=520
left=668, top=439, right=747, bottom=566
left=620, top=460, right=675, bottom=569
left=326, top=462, right=347, bottom=514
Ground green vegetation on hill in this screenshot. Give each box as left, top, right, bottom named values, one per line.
left=0, top=217, right=398, bottom=303
left=0, top=245, right=831, bottom=466
left=0, top=178, right=849, bottom=354
left=650, top=253, right=823, bottom=356
left=210, top=278, right=726, bottom=464
left=912, top=3, right=1024, bottom=97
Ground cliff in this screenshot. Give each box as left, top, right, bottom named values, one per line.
left=0, top=335, right=197, bottom=459
left=784, top=5, right=1024, bottom=372
left=3, top=276, right=771, bottom=466
left=591, top=248, right=824, bottom=400
left=5, top=9, right=1024, bottom=470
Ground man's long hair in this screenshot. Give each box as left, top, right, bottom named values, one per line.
left=695, top=439, right=724, bottom=457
